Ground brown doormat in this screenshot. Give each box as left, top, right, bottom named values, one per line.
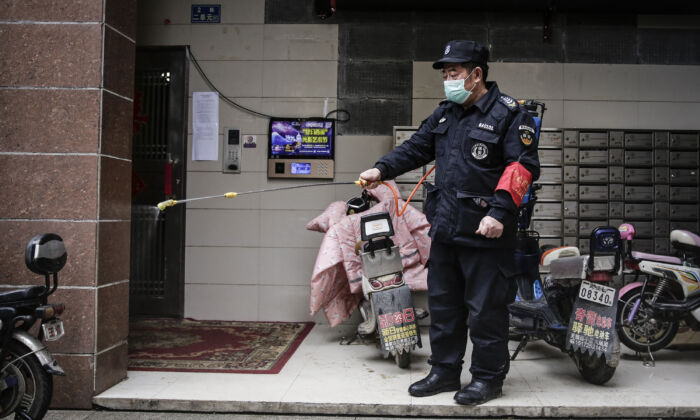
left=128, top=318, right=314, bottom=374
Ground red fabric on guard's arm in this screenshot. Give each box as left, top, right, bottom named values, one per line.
left=495, top=162, right=533, bottom=207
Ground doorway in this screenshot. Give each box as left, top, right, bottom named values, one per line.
left=129, top=46, right=189, bottom=317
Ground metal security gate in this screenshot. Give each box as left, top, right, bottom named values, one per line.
left=130, top=47, right=188, bottom=317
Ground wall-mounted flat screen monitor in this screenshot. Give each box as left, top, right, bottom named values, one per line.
left=268, top=118, right=335, bottom=159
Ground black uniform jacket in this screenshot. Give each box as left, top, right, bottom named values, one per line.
left=375, top=82, right=540, bottom=248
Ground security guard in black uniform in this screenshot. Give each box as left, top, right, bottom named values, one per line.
left=360, top=40, right=540, bottom=405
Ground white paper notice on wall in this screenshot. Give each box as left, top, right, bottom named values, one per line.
left=193, top=91, right=219, bottom=161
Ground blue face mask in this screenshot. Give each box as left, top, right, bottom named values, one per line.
left=443, top=70, right=475, bottom=104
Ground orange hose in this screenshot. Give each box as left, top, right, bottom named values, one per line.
left=382, top=166, right=435, bottom=217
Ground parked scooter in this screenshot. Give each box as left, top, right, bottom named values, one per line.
left=355, top=212, right=425, bottom=368
left=508, top=226, right=623, bottom=385
left=0, top=234, right=67, bottom=420
left=617, top=223, right=700, bottom=359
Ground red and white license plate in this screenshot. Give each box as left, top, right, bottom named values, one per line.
left=578, top=280, right=616, bottom=307
left=42, top=319, right=65, bottom=341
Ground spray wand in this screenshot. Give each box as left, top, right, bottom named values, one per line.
left=156, top=166, right=435, bottom=216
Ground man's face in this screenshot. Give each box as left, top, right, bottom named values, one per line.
left=441, top=63, right=469, bottom=81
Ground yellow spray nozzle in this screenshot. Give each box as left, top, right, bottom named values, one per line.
left=356, top=179, right=382, bottom=187
left=224, top=192, right=238, bottom=198
left=157, top=199, right=178, bottom=211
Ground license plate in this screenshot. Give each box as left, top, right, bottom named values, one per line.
left=578, top=280, right=616, bottom=307
left=42, top=319, right=65, bottom=341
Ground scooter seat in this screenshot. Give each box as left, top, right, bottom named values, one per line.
left=630, top=250, right=681, bottom=265
left=0, top=286, right=45, bottom=304
left=671, top=230, right=700, bottom=254
left=540, top=246, right=580, bottom=267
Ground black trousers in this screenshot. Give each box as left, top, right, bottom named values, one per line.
left=426, top=241, right=517, bottom=383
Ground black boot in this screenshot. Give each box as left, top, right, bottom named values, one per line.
left=408, top=370, right=461, bottom=397
left=454, top=379, right=502, bottom=405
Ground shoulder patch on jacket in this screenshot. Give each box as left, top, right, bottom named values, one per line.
left=498, top=95, right=518, bottom=110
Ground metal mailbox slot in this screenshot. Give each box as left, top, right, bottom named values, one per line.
left=534, top=202, right=563, bottom=219
left=624, top=186, right=654, bottom=202
left=655, top=238, right=670, bottom=254
left=578, top=220, right=607, bottom=237
left=625, top=168, right=653, bottom=184
left=654, top=149, right=669, bottom=166
left=625, top=132, right=653, bottom=149
left=609, top=201, right=624, bottom=218
left=670, top=221, right=699, bottom=232
left=609, top=166, right=624, bottom=183
left=655, top=202, right=670, bottom=218
left=539, top=131, right=563, bottom=148
left=578, top=238, right=590, bottom=254
left=579, top=202, right=608, bottom=219
left=669, top=133, right=699, bottom=150
left=670, top=186, right=699, bottom=203
left=579, top=167, right=607, bottom=183
left=626, top=220, right=653, bottom=237
left=563, top=219, right=578, bottom=235
left=609, top=149, right=624, bottom=165
left=669, top=150, right=699, bottom=168
left=579, top=131, right=608, bottom=148
left=563, top=184, right=578, bottom=200
left=655, top=167, right=670, bottom=183
left=579, top=149, right=608, bottom=165
left=537, top=185, right=563, bottom=201
left=539, top=238, right=563, bottom=248
left=634, top=239, right=654, bottom=253
left=654, top=220, right=670, bottom=237
left=563, top=201, right=578, bottom=218
left=563, top=148, right=579, bottom=164
left=539, top=167, right=563, bottom=184
left=654, top=185, right=669, bottom=201
left=563, top=236, right=578, bottom=248
left=609, top=131, right=624, bottom=148
left=625, top=203, right=654, bottom=219
left=670, top=169, right=698, bottom=185
left=564, top=166, right=578, bottom=182
left=538, top=149, right=563, bottom=166
left=579, top=185, right=608, bottom=201
left=670, top=204, right=699, bottom=221
left=609, top=184, right=624, bottom=200
left=564, top=130, right=579, bottom=146
left=533, top=220, right=563, bottom=237
left=654, top=131, right=669, bottom=149
left=624, top=150, right=653, bottom=167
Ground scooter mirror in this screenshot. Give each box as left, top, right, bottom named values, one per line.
left=25, top=233, right=67, bottom=275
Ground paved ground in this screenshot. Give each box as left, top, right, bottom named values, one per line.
left=44, top=412, right=658, bottom=420
left=90, top=324, right=700, bottom=418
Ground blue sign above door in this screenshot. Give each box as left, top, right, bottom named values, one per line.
left=191, top=5, right=221, bottom=23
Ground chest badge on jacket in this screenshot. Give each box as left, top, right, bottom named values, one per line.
left=471, top=143, right=489, bottom=160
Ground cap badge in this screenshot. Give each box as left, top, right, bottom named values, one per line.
left=444, top=45, right=451, bottom=55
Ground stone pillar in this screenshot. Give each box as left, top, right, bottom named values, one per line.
left=0, top=0, right=136, bottom=408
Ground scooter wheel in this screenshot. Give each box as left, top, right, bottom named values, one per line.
left=617, top=287, right=679, bottom=353
left=576, top=351, right=616, bottom=385
left=395, top=351, right=410, bottom=369
left=1, top=341, right=53, bottom=419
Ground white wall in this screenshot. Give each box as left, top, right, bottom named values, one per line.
left=138, top=1, right=700, bottom=324
left=137, top=0, right=394, bottom=323
left=413, top=62, right=700, bottom=130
